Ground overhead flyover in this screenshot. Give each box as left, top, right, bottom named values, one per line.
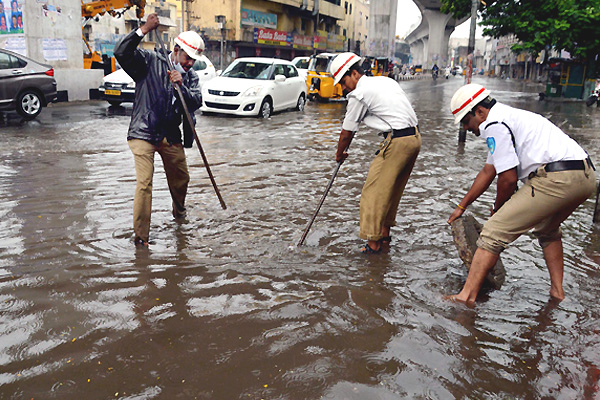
left=404, top=0, right=468, bottom=68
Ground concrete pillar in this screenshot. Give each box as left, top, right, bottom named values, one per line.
left=422, top=9, right=452, bottom=68
left=368, top=0, right=398, bottom=58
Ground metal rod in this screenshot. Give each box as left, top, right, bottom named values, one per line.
left=297, top=130, right=357, bottom=247
left=297, top=160, right=343, bottom=247
left=155, top=31, right=227, bottom=210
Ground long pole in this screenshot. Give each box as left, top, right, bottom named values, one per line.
left=297, top=133, right=355, bottom=246
left=155, top=32, right=227, bottom=210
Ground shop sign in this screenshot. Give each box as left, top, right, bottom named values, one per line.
left=242, top=8, right=277, bottom=29
left=327, top=32, right=344, bottom=52
left=292, top=34, right=313, bottom=50
left=253, top=27, right=290, bottom=46
left=314, top=30, right=327, bottom=50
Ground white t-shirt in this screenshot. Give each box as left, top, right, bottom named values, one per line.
left=479, top=103, right=587, bottom=181
left=342, top=75, right=418, bottom=132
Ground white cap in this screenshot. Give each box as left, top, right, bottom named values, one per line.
left=450, top=83, right=491, bottom=124
left=174, top=31, right=205, bottom=60
left=330, top=52, right=362, bottom=85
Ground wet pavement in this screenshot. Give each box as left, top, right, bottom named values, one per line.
left=0, top=76, right=599, bottom=399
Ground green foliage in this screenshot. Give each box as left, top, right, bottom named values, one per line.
left=440, top=0, right=472, bottom=19
left=440, top=0, right=600, bottom=64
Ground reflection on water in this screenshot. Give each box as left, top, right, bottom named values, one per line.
left=0, top=80, right=599, bottom=399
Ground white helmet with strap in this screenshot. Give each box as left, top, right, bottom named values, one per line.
left=450, top=83, right=491, bottom=124
left=330, top=52, right=362, bottom=85
left=174, top=31, right=205, bottom=60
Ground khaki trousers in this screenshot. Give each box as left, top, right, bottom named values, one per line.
left=478, top=163, right=596, bottom=254
left=359, top=131, right=421, bottom=241
left=128, top=138, right=190, bottom=242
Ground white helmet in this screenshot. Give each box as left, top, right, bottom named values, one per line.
left=330, top=52, right=362, bottom=85
left=450, top=83, right=491, bottom=124
left=174, top=31, right=205, bottom=60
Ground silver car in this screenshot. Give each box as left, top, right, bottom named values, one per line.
left=0, top=48, right=57, bottom=118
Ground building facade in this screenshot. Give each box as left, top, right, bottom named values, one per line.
left=187, top=0, right=346, bottom=68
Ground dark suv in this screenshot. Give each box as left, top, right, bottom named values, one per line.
left=0, top=48, right=57, bottom=119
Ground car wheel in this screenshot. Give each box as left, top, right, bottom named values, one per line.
left=258, top=98, right=272, bottom=119
left=296, top=94, right=306, bottom=111
left=108, top=101, right=122, bottom=107
left=16, top=90, right=42, bottom=119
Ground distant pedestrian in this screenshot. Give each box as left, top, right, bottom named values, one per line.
left=447, top=83, right=595, bottom=303
left=330, top=52, right=421, bottom=253
left=114, top=13, right=204, bottom=247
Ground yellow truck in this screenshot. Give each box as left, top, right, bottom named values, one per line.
left=306, top=53, right=344, bottom=102
left=81, top=0, right=146, bottom=73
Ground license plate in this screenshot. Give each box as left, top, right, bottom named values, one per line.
left=105, top=89, right=121, bottom=96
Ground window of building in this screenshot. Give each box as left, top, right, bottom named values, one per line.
left=301, top=18, right=307, bottom=32
left=344, top=1, right=348, bottom=13
left=349, top=4, right=352, bottom=14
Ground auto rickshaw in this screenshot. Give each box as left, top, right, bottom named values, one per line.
left=363, top=57, right=390, bottom=77
left=306, top=53, right=344, bottom=101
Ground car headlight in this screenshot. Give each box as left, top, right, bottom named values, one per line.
left=126, top=81, right=135, bottom=89
left=243, top=86, right=263, bottom=97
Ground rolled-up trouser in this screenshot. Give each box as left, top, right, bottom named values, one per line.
left=359, top=130, right=421, bottom=241
left=477, top=162, right=596, bottom=254
left=128, top=138, right=190, bottom=242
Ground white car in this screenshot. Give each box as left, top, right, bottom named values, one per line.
left=192, top=54, right=217, bottom=85
left=99, top=54, right=216, bottom=106
left=291, top=56, right=309, bottom=81
left=200, top=57, right=306, bottom=118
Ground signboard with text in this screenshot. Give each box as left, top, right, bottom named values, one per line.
left=253, top=27, right=289, bottom=47
left=292, top=35, right=313, bottom=50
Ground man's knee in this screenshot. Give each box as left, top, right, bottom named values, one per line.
left=535, top=229, right=562, bottom=249
left=476, top=235, right=507, bottom=255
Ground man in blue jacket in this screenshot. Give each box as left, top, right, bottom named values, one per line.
left=115, top=13, right=204, bottom=247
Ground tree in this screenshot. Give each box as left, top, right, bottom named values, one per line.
left=440, top=0, right=600, bottom=75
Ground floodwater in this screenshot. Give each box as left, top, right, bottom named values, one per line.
left=0, top=76, right=599, bottom=399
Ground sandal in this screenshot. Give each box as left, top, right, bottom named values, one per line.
left=134, top=237, right=149, bottom=247
left=379, top=236, right=392, bottom=243
left=361, top=243, right=382, bottom=254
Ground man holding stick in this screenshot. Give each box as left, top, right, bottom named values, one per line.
left=331, top=52, right=421, bottom=254
left=115, top=13, right=204, bottom=247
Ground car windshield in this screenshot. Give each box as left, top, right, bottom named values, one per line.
left=308, top=57, right=331, bottom=73
left=222, top=61, right=272, bottom=79
left=294, top=58, right=309, bottom=69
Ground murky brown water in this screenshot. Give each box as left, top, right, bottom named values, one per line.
left=1, top=77, right=599, bottom=399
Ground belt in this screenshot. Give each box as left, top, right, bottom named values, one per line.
left=382, top=126, right=417, bottom=139
left=544, top=157, right=591, bottom=173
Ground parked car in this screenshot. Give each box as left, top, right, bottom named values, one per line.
left=99, top=68, right=135, bottom=106
left=192, top=54, right=217, bottom=83
left=291, top=56, right=309, bottom=80
left=200, top=57, right=306, bottom=118
left=0, top=48, right=57, bottom=119
left=99, top=54, right=216, bottom=106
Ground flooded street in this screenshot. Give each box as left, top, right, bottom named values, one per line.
left=1, top=76, right=600, bottom=399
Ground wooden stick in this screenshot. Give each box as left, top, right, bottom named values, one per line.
left=155, top=32, right=227, bottom=210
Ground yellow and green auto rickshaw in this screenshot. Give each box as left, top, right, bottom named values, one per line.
left=306, top=53, right=344, bottom=101
left=363, top=57, right=390, bottom=77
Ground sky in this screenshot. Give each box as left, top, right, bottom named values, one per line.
left=395, top=0, right=483, bottom=39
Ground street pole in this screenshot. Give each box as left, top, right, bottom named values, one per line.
left=181, top=0, right=185, bottom=31
left=466, top=0, right=478, bottom=84
left=460, top=0, right=479, bottom=143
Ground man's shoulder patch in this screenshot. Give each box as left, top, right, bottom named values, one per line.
left=486, top=137, right=496, bottom=154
